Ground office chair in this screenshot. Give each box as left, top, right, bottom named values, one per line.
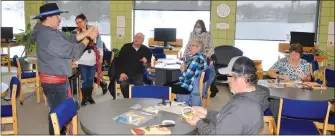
left=213, top=45, right=243, bottom=83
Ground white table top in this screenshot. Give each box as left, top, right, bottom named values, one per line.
left=154, top=58, right=183, bottom=70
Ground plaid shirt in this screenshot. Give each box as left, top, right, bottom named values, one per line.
left=177, top=52, right=207, bottom=92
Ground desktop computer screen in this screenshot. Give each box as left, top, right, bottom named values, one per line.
left=154, top=28, right=176, bottom=48
left=62, top=27, right=77, bottom=33
left=290, top=31, right=315, bottom=47
left=1, top=27, right=13, bottom=41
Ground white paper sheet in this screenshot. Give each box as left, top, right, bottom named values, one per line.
left=117, top=16, right=125, bottom=28
left=329, top=22, right=334, bottom=35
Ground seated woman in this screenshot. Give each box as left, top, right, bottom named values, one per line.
left=164, top=38, right=207, bottom=98
left=268, top=43, right=311, bottom=82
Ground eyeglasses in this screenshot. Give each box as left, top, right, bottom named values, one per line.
left=189, top=44, right=198, bottom=48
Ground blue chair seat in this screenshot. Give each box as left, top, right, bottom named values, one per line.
left=278, top=117, right=321, bottom=135
left=1, top=105, right=12, bottom=117
left=1, top=54, right=8, bottom=56
left=264, top=108, right=272, bottom=116
left=21, top=72, right=36, bottom=79
left=103, top=66, right=109, bottom=71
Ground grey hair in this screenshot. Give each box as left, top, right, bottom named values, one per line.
left=189, top=38, right=203, bottom=50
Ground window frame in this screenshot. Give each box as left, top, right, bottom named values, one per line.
left=132, top=1, right=212, bottom=39
left=234, top=1, right=320, bottom=42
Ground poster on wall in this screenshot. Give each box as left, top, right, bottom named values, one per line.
left=328, top=22, right=334, bottom=47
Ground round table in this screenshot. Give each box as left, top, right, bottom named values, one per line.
left=153, top=59, right=182, bottom=86
left=79, top=98, right=197, bottom=135
left=258, top=80, right=335, bottom=101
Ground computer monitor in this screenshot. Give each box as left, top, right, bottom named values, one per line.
left=1, top=27, right=13, bottom=41
left=290, top=31, right=315, bottom=47
left=62, top=27, right=77, bottom=33
left=154, top=28, right=176, bottom=48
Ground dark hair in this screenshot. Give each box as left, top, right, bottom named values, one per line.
left=232, top=57, right=258, bottom=86
left=289, top=43, right=303, bottom=55
left=75, top=13, right=87, bottom=22
left=39, top=13, right=60, bottom=22
left=194, top=20, right=207, bottom=33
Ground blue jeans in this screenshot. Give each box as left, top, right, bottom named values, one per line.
left=41, top=82, right=69, bottom=135
left=79, top=64, right=96, bottom=89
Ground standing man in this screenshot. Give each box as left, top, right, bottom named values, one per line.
left=115, top=33, right=152, bottom=98
left=31, top=3, right=98, bottom=134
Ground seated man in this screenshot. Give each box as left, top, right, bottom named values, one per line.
left=185, top=56, right=270, bottom=135
left=164, top=38, right=207, bottom=96
left=115, top=33, right=152, bottom=98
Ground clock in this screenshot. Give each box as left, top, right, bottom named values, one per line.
left=217, top=4, right=230, bottom=18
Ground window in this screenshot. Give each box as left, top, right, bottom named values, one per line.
left=236, top=1, right=318, bottom=41
left=133, top=1, right=211, bottom=47
left=235, top=40, right=280, bottom=71
left=133, top=10, right=210, bottom=47
left=134, top=1, right=211, bottom=11
left=48, top=1, right=111, bottom=50
left=1, top=1, right=25, bottom=57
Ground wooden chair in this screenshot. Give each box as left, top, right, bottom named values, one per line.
left=50, top=98, right=78, bottom=135
left=129, top=85, right=172, bottom=101
left=92, top=51, right=114, bottom=96
left=275, top=98, right=331, bottom=135
left=16, top=58, right=46, bottom=105
left=1, top=83, right=19, bottom=135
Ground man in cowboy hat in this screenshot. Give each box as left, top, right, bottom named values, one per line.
left=31, top=3, right=98, bottom=135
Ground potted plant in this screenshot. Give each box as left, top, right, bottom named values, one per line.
left=14, top=23, right=35, bottom=71
left=14, top=23, right=36, bottom=58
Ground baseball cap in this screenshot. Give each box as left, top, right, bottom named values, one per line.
left=218, top=56, right=257, bottom=75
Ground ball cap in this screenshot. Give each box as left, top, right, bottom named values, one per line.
left=218, top=56, right=257, bottom=75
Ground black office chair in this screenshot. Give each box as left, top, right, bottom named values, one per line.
left=212, top=45, right=243, bottom=83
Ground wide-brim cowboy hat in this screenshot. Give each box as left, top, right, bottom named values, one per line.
left=33, top=3, right=68, bottom=19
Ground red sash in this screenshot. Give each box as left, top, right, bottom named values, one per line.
left=39, top=73, right=73, bottom=134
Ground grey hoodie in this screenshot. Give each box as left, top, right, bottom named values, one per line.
left=31, top=23, right=86, bottom=77
left=196, top=85, right=270, bottom=135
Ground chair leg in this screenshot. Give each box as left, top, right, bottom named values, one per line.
left=36, top=85, right=41, bottom=103
left=79, top=89, right=83, bottom=100
left=93, top=84, right=97, bottom=95
left=13, top=118, right=18, bottom=135
left=19, top=83, right=23, bottom=105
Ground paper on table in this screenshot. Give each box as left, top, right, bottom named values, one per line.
left=154, top=102, right=186, bottom=115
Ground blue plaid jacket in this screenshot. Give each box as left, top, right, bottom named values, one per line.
left=176, top=52, right=207, bottom=92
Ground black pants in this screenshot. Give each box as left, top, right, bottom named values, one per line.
left=164, top=80, right=190, bottom=94
left=119, top=73, right=144, bottom=98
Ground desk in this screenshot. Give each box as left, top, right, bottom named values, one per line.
left=153, top=59, right=182, bottom=86
left=79, top=98, right=196, bottom=135
left=278, top=43, right=317, bottom=53
left=1, top=42, right=20, bottom=72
